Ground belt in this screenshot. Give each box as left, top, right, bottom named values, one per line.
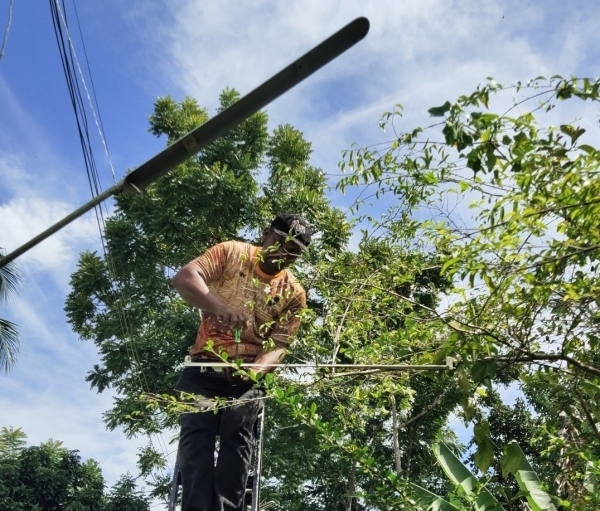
left=190, top=359, right=225, bottom=373
left=198, top=366, right=224, bottom=373
left=190, top=356, right=250, bottom=372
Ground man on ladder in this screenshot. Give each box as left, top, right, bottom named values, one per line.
left=171, top=214, right=311, bottom=511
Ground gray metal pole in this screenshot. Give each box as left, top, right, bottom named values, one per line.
left=167, top=452, right=181, bottom=511
left=183, top=361, right=454, bottom=371
left=0, top=17, right=369, bottom=269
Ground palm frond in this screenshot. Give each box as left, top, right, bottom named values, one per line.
left=0, top=318, right=20, bottom=373
left=0, top=249, right=21, bottom=302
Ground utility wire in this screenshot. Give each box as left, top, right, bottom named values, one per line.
left=49, top=0, right=174, bottom=490
left=49, top=0, right=106, bottom=235
left=0, top=0, right=14, bottom=61
left=70, top=0, right=117, bottom=183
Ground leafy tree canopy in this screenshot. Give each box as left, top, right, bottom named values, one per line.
left=338, top=75, right=600, bottom=509
left=0, top=427, right=149, bottom=511
left=0, top=249, right=20, bottom=373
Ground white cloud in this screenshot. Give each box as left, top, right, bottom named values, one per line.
left=0, top=280, right=178, bottom=492
left=0, top=61, right=155, bottom=501
left=0, top=378, right=146, bottom=468
left=0, top=101, right=139, bottom=492
left=0, top=158, right=167, bottom=501
left=0, top=152, right=106, bottom=285
left=0, top=196, right=100, bottom=271
left=0, top=75, right=114, bottom=280
left=129, top=0, right=600, bottom=186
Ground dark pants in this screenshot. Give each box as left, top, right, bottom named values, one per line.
left=176, top=367, right=264, bottom=511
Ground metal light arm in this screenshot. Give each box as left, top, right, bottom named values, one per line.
left=0, top=18, right=369, bottom=268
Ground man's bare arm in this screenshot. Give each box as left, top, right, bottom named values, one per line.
left=250, top=347, right=287, bottom=374
left=172, top=264, right=248, bottom=329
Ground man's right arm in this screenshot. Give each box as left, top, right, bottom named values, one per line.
left=171, top=264, right=248, bottom=330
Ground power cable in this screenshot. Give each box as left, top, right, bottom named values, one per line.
left=48, top=0, right=174, bottom=492
left=49, top=0, right=106, bottom=236
left=69, top=0, right=117, bottom=183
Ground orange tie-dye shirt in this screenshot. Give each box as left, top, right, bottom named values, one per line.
left=188, top=241, right=306, bottom=361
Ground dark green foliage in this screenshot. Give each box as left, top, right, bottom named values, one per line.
left=104, top=475, right=150, bottom=511
left=0, top=427, right=148, bottom=511
left=462, top=395, right=561, bottom=509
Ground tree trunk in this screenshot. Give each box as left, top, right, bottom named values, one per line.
left=390, top=395, right=402, bottom=473
left=345, top=459, right=356, bottom=511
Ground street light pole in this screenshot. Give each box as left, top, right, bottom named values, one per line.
left=0, top=17, right=369, bottom=268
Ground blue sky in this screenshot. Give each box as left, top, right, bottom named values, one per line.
left=2, top=0, right=600, bottom=504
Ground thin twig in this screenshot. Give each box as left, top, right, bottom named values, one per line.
left=397, top=385, right=455, bottom=431
left=574, top=387, right=600, bottom=444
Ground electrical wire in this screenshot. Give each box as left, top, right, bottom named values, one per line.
left=49, top=0, right=106, bottom=235
left=48, top=0, right=174, bottom=496
left=70, top=0, right=117, bottom=183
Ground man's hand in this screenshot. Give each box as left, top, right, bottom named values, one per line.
left=217, top=305, right=250, bottom=330
left=171, top=265, right=250, bottom=329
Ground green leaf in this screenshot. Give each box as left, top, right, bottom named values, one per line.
left=579, top=380, right=600, bottom=399
left=509, top=441, right=558, bottom=511
left=579, top=144, right=596, bottom=154
left=560, top=124, right=586, bottom=144
left=473, top=421, right=494, bottom=474
left=441, top=257, right=460, bottom=275
left=471, top=360, right=498, bottom=384
left=473, top=420, right=490, bottom=443
left=428, top=101, right=452, bottom=117
left=466, top=148, right=482, bottom=173
left=500, top=441, right=523, bottom=478
left=461, top=397, right=475, bottom=421
left=584, top=462, right=599, bottom=494
left=408, top=482, right=461, bottom=511
left=432, top=346, right=450, bottom=365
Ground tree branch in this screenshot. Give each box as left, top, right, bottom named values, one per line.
left=574, top=387, right=600, bottom=444
left=396, top=385, right=455, bottom=431
left=345, top=459, right=356, bottom=511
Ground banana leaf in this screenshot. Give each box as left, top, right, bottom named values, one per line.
left=433, top=442, right=505, bottom=511
left=508, top=441, right=557, bottom=511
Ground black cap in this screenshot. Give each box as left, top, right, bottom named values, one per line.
left=271, top=213, right=312, bottom=247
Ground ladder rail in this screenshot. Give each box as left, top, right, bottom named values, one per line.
left=167, top=454, right=181, bottom=511
left=250, top=407, right=266, bottom=511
